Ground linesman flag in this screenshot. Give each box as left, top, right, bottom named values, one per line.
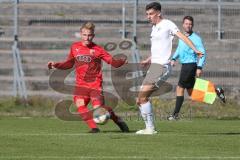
left=191, top=78, right=217, bottom=104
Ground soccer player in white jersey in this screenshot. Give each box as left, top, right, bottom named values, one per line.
left=136, top=2, right=203, bottom=134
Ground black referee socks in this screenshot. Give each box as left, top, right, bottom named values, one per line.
left=173, top=96, right=184, bottom=116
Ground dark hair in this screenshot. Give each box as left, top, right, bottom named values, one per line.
left=183, top=16, right=194, bottom=26
left=146, top=2, right=161, bottom=11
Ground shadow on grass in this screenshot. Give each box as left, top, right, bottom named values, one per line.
left=207, top=132, right=240, bottom=135
left=101, top=130, right=137, bottom=134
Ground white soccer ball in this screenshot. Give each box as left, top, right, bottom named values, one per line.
left=93, top=107, right=110, bottom=125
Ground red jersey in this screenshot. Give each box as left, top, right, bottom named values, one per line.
left=53, top=41, right=125, bottom=88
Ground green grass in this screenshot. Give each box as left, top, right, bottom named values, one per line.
left=0, top=96, right=240, bottom=120
left=0, top=117, right=239, bottom=160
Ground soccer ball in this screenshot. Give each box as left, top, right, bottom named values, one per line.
left=93, top=107, right=110, bottom=125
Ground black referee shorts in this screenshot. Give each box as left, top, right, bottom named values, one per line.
left=178, top=63, right=197, bottom=89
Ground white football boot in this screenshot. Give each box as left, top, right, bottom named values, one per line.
left=135, top=128, right=157, bottom=135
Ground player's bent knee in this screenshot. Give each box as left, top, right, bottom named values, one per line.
left=93, top=105, right=101, bottom=109
left=137, top=97, right=148, bottom=105
left=75, top=99, right=85, bottom=107
left=77, top=105, right=92, bottom=121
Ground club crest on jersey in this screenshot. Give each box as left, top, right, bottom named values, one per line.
left=90, top=49, right=95, bottom=55
left=76, top=55, right=92, bottom=63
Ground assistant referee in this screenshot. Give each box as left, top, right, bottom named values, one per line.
left=168, top=16, right=206, bottom=120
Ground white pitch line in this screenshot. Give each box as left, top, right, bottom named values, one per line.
left=0, top=132, right=239, bottom=137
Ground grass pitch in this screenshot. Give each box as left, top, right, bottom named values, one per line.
left=0, top=117, right=240, bottom=160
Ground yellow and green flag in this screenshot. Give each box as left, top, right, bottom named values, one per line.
left=191, top=78, right=216, bottom=104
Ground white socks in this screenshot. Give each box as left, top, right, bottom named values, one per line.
left=139, top=101, right=154, bottom=129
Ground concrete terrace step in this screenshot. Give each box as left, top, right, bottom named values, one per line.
left=0, top=61, right=239, bottom=77
left=0, top=90, right=67, bottom=98
left=1, top=48, right=240, bottom=57
left=0, top=76, right=51, bottom=90
left=0, top=75, right=239, bottom=96
left=0, top=51, right=239, bottom=75
left=1, top=26, right=133, bottom=38
left=1, top=14, right=238, bottom=28
left=0, top=3, right=125, bottom=15
left=0, top=63, right=127, bottom=77
left=0, top=75, right=140, bottom=91
left=0, top=46, right=239, bottom=71
left=1, top=2, right=240, bottom=16
left=20, top=16, right=237, bottom=26
left=0, top=53, right=239, bottom=71
left=0, top=64, right=49, bottom=76
left=0, top=49, right=69, bottom=55
left=138, top=40, right=240, bottom=53
left=1, top=37, right=240, bottom=51
left=2, top=25, right=240, bottom=40
left=0, top=15, right=129, bottom=26
left=0, top=37, right=140, bottom=50
left=0, top=86, right=238, bottom=99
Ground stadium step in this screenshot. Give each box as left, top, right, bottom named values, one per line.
left=1, top=2, right=240, bottom=17
left=0, top=26, right=132, bottom=38
left=0, top=90, right=66, bottom=98
left=0, top=48, right=239, bottom=75
left=1, top=37, right=240, bottom=51
left=0, top=37, right=138, bottom=50
left=0, top=75, right=238, bottom=98
left=2, top=25, right=240, bottom=40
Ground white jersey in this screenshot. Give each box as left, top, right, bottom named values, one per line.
left=150, top=19, right=179, bottom=65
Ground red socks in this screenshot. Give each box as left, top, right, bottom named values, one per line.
left=77, top=106, right=97, bottom=129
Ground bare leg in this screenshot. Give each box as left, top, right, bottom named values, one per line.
left=187, top=88, right=193, bottom=96
left=177, top=86, right=185, bottom=96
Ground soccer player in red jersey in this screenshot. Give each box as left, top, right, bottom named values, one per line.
left=48, top=22, right=129, bottom=133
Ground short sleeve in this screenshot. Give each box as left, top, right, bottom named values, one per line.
left=168, top=20, right=179, bottom=35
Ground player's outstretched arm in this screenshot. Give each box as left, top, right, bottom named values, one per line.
left=175, top=31, right=203, bottom=57
left=47, top=47, right=75, bottom=70
left=47, top=58, right=75, bottom=70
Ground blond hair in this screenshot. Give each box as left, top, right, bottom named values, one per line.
left=80, top=22, right=95, bottom=32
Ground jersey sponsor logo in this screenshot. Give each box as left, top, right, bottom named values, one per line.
left=76, top=55, right=92, bottom=63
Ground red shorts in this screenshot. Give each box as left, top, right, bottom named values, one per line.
left=73, top=81, right=104, bottom=107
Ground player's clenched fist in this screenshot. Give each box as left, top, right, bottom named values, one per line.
left=48, top=61, right=55, bottom=70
